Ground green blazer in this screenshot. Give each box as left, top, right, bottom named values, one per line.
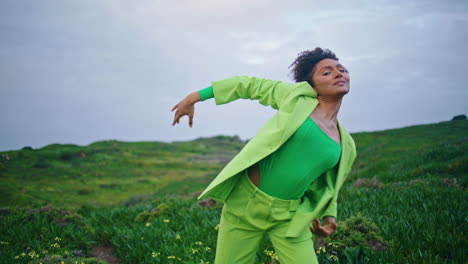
left=197, top=75, right=357, bottom=238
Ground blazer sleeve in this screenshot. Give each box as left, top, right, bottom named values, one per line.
left=320, top=170, right=347, bottom=219
left=320, top=192, right=339, bottom=219
left=211, top=75, right=295, bottom=110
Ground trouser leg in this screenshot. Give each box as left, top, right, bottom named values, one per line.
left=269, top=229, right=318, bottom=264
left=214, top=207, right=264, bottom=264
left=213, top=171, right=310, bottom=264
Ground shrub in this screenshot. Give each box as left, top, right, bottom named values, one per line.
left=315, top=213, right=389, bottom=262
left=119, top=193, right=153, bottom=207
left=134, top=203, right=169, bottom=223
left=451, top=114, right=466, bottom=120
left=78, top=187, right=94, bottom=195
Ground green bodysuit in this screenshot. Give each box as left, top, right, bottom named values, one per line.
left=199, top=86, right=342, bottom=200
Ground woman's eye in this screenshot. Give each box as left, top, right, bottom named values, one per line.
left=322, top=72, right=331, bottom=76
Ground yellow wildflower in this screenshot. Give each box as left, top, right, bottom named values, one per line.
left=272, top=252, right=279, bottom=260
left=192, top=248, right=199, bottom=254
left=195, top=241, right=204, bottom=246
left=151, top=252, right=161, bottom=258
left=316, top=246, right=326, bottom=254
left=55, top=237, right=62, bottom=241
left=163, top=219, right=170, bottom=223
left=168, top=255, right=176, bottom=259
left=51, top=243, right=61, bottom=248
left=214, top=224, right=220, bottom=231
left=175, top=234, right=181, bottom=240
left=145, top=222, right=151, bottom=227
left=331, top=255, right=339, bottom=261
left=205, top=247, right=211, bottom=251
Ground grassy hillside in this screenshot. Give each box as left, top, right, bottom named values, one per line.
left=0, top=135, right=245, bottom=208
left=0, top=120, right=466, bottom=263
left=335, top=120, right=467, bottom=263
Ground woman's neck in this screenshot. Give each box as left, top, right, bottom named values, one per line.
left=311, top=96, right=342, bottom=126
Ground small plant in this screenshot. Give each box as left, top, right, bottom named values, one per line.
left=315, top=213, right=389, bottom=263
left=22, top=205, right=86, bottom=227
left=78, top=187, right=94, bottom=195
left=134, top=203, right=170, bottom=223
left=263, top=249, right=279, bottom=264
left=442, top=177, right=460, bottom=187
left=352, top=177, right=383, bottom=189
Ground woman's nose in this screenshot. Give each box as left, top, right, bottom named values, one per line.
left=334, top=70, right=343, bottom=78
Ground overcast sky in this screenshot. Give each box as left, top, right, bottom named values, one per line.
left=1, top=0, right=467, bottom=151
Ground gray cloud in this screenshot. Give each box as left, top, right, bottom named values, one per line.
left=0, top=0, right=467, bottom=151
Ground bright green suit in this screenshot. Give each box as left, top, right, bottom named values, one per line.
left=198, top=75, right=357, bottom=238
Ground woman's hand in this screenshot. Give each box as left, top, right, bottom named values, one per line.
left=171, top=92, right=201, bottom=127
left=310, top=217, right=337, bottom=237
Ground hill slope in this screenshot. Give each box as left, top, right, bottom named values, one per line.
left=0, top=120, right=466, bottom=263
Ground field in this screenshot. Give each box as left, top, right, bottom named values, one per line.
left=0, top=120, right=466, bottom=263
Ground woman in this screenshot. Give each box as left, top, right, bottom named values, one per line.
left=171, top=48, right=357, bottom=264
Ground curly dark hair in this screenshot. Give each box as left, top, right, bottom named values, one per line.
left=289, top=48, right=339, bottom=87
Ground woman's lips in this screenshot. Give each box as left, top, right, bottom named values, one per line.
left=333, top=81, right=346, bottom=85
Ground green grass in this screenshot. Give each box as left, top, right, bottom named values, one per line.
left=0, top=121, right=467, bottom=263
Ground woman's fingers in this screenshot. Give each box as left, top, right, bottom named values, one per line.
left=188, top=113, right=194, bottom=128
left=314, top=218, right=320, bottom=227
left=171, top=103, right=180, bottom=125
left=172, top=113, right=179, bottom=126
left=317, top=225, right=326, bottom=234
left=311, top=218, right=319, bottom=233
left=172, top=108, right=182, bottom=126
left=171, top=108, right=195, bottom=127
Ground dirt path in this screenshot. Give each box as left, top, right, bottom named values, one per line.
left=90, top=245, right=120, bottom=264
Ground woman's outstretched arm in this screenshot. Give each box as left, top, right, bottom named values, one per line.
left=172, top=75, right=295, bottom=127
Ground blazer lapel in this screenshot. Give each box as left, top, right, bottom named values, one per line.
left=335, top=121, right=354, bottom=190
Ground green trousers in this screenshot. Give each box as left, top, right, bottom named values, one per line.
left=215, top=170, right=318, bottom=264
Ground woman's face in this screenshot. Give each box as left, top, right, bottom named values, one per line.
left=311, top=59, right=350, bottom=97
